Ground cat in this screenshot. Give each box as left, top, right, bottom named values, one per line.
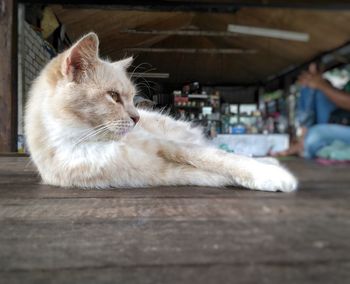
left=24, top=32, right=297, bottom=192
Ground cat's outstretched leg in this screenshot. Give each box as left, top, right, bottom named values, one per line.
left=157, top=142, right=297, bottom=192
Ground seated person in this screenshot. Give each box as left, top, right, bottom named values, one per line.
left=275, top=63, right=350, bottom=159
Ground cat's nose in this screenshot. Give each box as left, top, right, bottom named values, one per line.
left=131, top=115, right=140, bottom=124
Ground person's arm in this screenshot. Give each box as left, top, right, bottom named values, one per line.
left=298, top=70, right=350, bottom=111
left=318, top=83, right=350, bottom=111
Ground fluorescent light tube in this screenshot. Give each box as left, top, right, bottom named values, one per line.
left=227, top=24, right=310, bottom=42
left=129, top=72, right=170, bottom=79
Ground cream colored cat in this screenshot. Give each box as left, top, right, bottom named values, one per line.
left=25, top=33, right=297, bottom=192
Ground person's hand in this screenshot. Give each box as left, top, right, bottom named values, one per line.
left=298, top=72, right=328, bottom=89
left=297, top=63, right=329, bottom=90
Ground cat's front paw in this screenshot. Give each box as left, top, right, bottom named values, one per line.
left=249, top=165, right=298, bottom=192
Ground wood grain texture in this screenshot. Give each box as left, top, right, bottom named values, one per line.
left=0, top=0, right=16, bottom=152
left=0, top=157, right=349, bottom=283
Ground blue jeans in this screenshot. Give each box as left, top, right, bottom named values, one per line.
left=298, top=87, right=350, bottom=158
left=304, top=124, right=350, bottom=158
left=298, top=87, right=337, bottom=127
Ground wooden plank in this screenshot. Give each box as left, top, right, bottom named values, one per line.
left=0, top=157, right=349, bottom=283
left=2, top=263, right=350, bottom=284
left=1, top=217, right=350, bottom=267
left=1, top=209, right=350, bottom=283
left=1, top=193, right=350, bottom=221
left=0, top=0, right=17, bottom=152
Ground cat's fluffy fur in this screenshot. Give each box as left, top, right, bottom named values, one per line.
left=25, top=33, right=297, bottom=192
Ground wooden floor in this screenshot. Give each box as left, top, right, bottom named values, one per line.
left=0, top=156, right=349, bottom=284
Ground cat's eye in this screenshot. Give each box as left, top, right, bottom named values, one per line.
left=108, top=91, right=120, bottom=103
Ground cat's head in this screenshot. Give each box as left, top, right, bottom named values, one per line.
left=46, top=32, right=139, bottom=136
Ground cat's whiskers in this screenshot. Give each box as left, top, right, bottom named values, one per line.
left=129, top=62, right=159, bottom=98
left=73, top=121, right=123, bottom=146
left=135, top=82, right=157, bottom=97
left=76, top=122, right=111, bottom=138
left=73, top=125, right=111, bottom=147
left=129, top=62, right=152, bottom=78
left=133, top=69, right=158, bottom=99
left=73, top=123, right=112, bottom=145
left=72, top=120, right=133, bottom=147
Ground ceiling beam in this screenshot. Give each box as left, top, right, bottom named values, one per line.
left=124, top=48, right=257, bottom=54
left=130, top=72, right=170, bottom=79
left=123, top=28, right=310, bottom=42
left=19, top=1, right=350, bottom=12
left=122, top=29, right=241, bottom=37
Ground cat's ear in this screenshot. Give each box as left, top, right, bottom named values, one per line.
left=62, top=32, right=99, bottom=81
left=114, top=57, right=133, bottom=70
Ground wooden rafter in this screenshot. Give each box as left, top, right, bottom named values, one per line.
left=18, top=1, right=350, bottom=11
left=125, top=48, right=257, bottom=54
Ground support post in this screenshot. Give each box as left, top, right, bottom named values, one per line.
left=0, top=0, right=17, bottom=152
